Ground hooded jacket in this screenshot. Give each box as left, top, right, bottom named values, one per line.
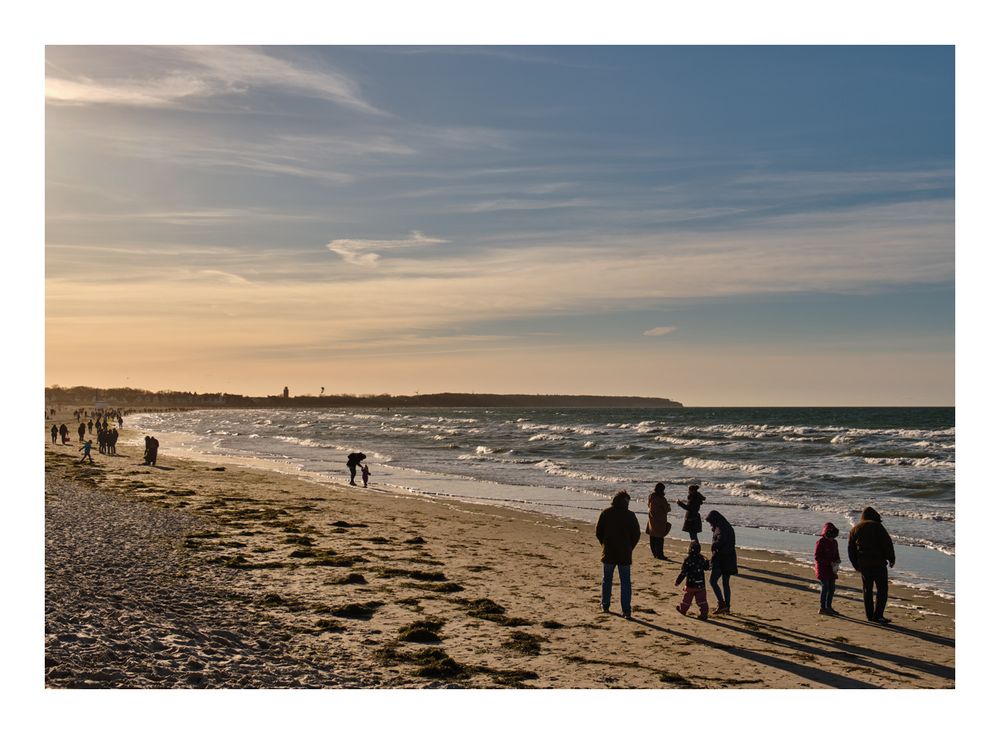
left=814, top=522, right=841, bottom=581
left=706, top=510, right=738, bottom=575
left=848, top=507, right=895, bottom=571
left=596, top=494, right=642, bottom=565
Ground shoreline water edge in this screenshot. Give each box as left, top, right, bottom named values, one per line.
left=125, top=406, right=955, bottom=598
left=44, top=408, right=956, bottom=689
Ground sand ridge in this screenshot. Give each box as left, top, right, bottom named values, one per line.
left=44, top=428, right=955, bottom=689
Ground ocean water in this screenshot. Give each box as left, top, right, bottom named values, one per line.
left=129, top=406, right=955, bottom=595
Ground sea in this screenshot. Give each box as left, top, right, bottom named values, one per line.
left=128, top=406, right=955, bottom=597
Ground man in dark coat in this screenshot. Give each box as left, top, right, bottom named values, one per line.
left=848, top=506, right=896, bottom=624
left=596, top=490, right=641, bottom=619
left=706, top=509, right=738, bottom=614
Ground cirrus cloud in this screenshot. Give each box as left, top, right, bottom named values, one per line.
left=643, top=326, right=678, bottom=337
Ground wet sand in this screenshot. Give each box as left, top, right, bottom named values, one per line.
left=44, top=423, right=954, bottom=689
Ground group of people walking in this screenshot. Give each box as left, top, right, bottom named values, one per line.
left=596, top=483, right=897, bottom=625
left=597, top=484, right=737, bottom=620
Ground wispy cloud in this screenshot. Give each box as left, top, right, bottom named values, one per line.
left=45, top=46, right=382, bottom=114
left=643, top=326, right=677, bottom=337
left=326, top=231, right=449, bottom=267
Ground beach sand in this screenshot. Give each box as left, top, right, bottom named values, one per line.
left=44, top=420, right=955, bottom=689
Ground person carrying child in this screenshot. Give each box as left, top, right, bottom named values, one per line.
left=675, top=540, right=711, bottom=620
left=815, top=522, right=841, bottom=615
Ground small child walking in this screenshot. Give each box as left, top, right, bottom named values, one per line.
left=815, top=522, right=841, bottom=615
left=675, top=540, right=712, bottom=620
left=78, top=440, right=94, bottom=465
left=361, top=464, right=370, bottom=488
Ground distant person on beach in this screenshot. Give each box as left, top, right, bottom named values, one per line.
left=78, top=439, right=94, bottom=465
left=77, top=422, right=86, bottom=442
left=59, top=424, right=70, bottom=445
left=117, top=415, right=123, bottom=428
left=50, top=424, right=58, bottom=443
left=645, top=482, right=671, bottom=560
left=815, top=522, right=842, bottom=615
left=143, top=436, right=151, bottom=464
left=87, top=419, right=93, bottom=434
left=848, top=507, right=896, bottom=625
left=675, top=540, right=711, bottom=620
left=706, top=510, right=738, bottom=615
left=677, top=484, right=706, bottom=540
left=148, top=436, right=159, bottom=466
left=109, top=427, right=118, bottom=455
left=346, top=452, right=366, bottom=486
left=361, top=464, right=370, bottom=488
left=596, top=490, right=641, bottom=619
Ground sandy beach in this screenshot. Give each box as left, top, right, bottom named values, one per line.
left=44, top=419, right=955, bottom=689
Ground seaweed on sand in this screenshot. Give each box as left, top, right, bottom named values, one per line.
left=397, top=619, right=445, bottom=644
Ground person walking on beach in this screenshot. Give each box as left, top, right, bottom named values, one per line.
left=148, top=435, right=159, bottom=466
left=848, top=507, right=896, bottom=625
left=705, top=510, right=738, bottom=615
left=596, top=490, right=641, bottom=619
left=675, top=540, right=711, bottom=620
left=77, top=422, right=86, bottom=442
left=50, top=424, right=58, bottom=443
left=815, top=522, right=841, bottom=615
left=109, top=427, right=118, bottom=455
left=346, top=452, right=366, bottom=486
left=87, top=419, right=93, bottom=435
left=59, top=423, right=70, bottom=445
left=361, top=463, right=371, bottom=488
left=677, top=484, right=706, bottom=540
left=645, top=482, right=671, bottom=560
left=78, top=439, right=94, bottom=465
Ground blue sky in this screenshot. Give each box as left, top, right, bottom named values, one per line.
left=45, top=45, right=954, bottom=404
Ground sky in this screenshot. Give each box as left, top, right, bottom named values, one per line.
left=44, top=45, right=955, bottom=405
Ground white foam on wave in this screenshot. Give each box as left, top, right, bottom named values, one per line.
left=535, top=459, right=630, bottom=484
left=528, top=432, right=566, bottom=442
left=682, top=457, right=779, bottom=475
left=654, top=436, right=719, bottom=447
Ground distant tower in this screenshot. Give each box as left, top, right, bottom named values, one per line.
left=283, top=386, right=289, bottom=399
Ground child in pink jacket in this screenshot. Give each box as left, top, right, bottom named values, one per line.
left=815, top=522, right=841, bottom=615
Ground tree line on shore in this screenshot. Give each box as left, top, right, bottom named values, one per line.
left=45, top=385, right=683, bottom=409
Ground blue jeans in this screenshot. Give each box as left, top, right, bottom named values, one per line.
left=819, top=578, right=836, bottom=610
left=601, top=562, right=632, bottom=616
left=709, top=566, right=731, bottom=608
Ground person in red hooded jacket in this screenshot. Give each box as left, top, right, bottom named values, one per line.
left=814, top=522, right=841, bottom=615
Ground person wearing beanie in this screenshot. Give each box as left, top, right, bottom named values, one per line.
left=596, top=490, right=642, bottom=619
left=675, top=540, right=712, bottom=620
left=815, top=522, right=842, bottom=615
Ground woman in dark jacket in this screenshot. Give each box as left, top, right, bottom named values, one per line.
left=705, top=509, right=738, bottom=614
left=677, top=485, right=706, bottom=540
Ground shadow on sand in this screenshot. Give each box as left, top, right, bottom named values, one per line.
left=630, top=617, right=880, bottom=689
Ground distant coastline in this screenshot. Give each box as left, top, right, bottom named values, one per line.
left=44, top=385, right=683, bottom=409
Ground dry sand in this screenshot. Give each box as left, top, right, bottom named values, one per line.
left=44, top=420, right=955, bottom=689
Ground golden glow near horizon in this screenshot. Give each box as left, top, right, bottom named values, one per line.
left=45, top=46, right=955, bottom=406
